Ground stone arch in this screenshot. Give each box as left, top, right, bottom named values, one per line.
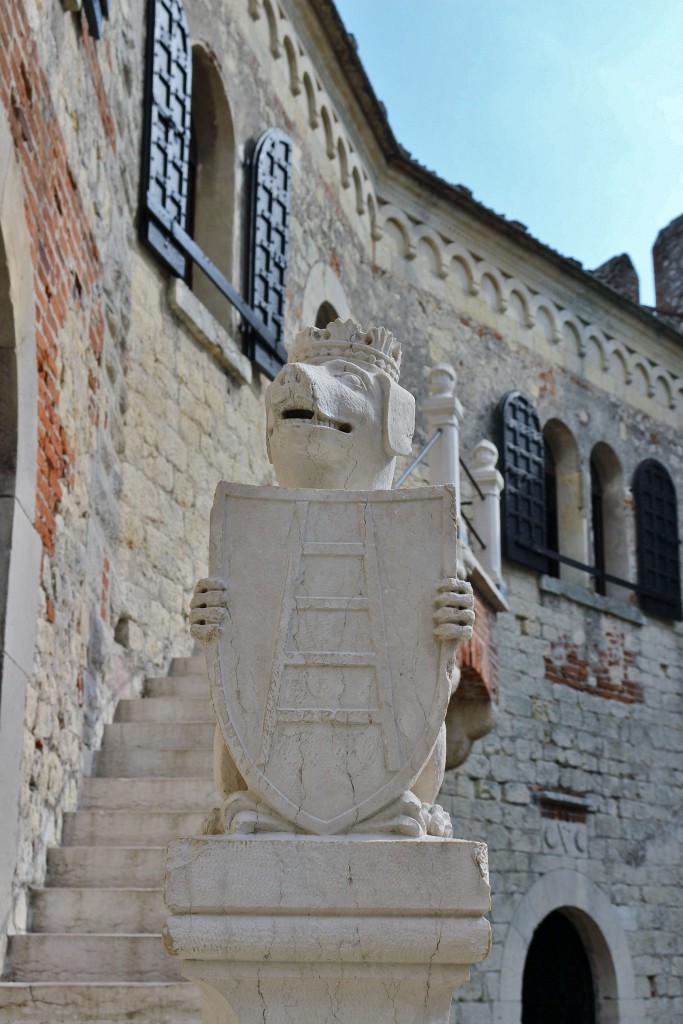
left=379, top=204, right=415, bottom=260
left=496, top=870, right=644, bottom=1024
left=444, top=243, right=476, bottom=295
left=262, top=0, right=281, bottom=58
left=302, top=71, right=318, bottom=128
left=336, top=137, right=350, bottom=188
left=590, top=442, right=630, bottom=599
left=543, top=418, right=588, bottom=586
left=559, top=314, right=583, bottom=352
left=476, top=262, right=505, bottom=313
left=0, top=111, right=41, bottom=954
left=189, top=43, right=237, bottom=330
left=283, top=35, right=301, bottom=95
left=651, top=369, right=673, bottom=409
left=584, top=328, right=610, bottom=373
left=366, top=194, right=380, bottom=241
left=504, top=279, right=534, bottom=328
left=534, top=301, right=560, bottom=343
left=320, top=105, right=335, bottom=160
left=507, top=288, right=531, bottom=328
left=351, top=166, right=364, bottom=214
left=631, top=357, right=652, bottom=397
left=611, top=346, right=631, bottom=388
left=299, top=261, right=352, bottom=332
left=415, top=228, right=447, bottom=279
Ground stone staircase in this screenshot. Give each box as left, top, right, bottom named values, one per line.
left=0, top=655, right=214, bottom=1023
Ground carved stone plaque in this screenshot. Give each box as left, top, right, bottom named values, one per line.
left=205, top=482, right=457, bottom=834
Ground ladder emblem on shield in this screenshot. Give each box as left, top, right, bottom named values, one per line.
left=256, top=500, right=401, bottom=772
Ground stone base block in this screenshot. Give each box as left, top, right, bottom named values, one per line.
left=164, top=835, right=491, bottom=1024
left=186, top=961, right=470, bottom=1024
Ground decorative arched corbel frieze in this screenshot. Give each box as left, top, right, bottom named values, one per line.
left=378, top=203, right=417, bottom=260
left=533, top=299, right=561, bottom=343
left=351, top=166, right=364, bottom=214
left=262, top=0, right=281, bottom=58
left=443, top=242, right=477, bottom=295
left=556, top=312, right=583, bottom=354
left=336, top=137, right=350, bottom=188
left=320, top=105, right=335, bottom=161
left=583, top=327, right=610, bottom=373
left=302, top=71, right=318, bottom=128
left=283, top=35, right=301, bottom=95
left=475, top=260, right=507, bottom=313
left=504, top=278, right=535, bottom=328
left=415, top=226, right=448, bottom=279
left=631, top=356, right=655, bottom=398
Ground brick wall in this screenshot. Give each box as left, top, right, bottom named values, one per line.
left=0, top=3, right=104, bottom=557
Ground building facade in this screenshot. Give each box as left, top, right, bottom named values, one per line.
left=0, top=0, right=681, bottom=1021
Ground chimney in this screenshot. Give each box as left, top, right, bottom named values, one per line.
left=653, top=213, right=683, bottom=329
left=592, top=253, right=639, bottom=303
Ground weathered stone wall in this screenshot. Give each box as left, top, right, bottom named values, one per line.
left=0, top=0, right=681, bottom=1018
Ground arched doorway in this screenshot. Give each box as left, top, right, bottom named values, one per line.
left=496, top=869, right=644, bottom=1024
left=522, top=909, right=595, bottom=1023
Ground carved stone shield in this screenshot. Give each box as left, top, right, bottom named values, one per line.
left=206, top=482, right=457, bottom=835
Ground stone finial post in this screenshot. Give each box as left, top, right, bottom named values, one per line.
left=470, top=440, right=504, bottom=587
left=423, top=363, right=463, bottom=497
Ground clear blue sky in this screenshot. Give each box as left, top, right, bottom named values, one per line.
left=334, top=0, right=683, bottom=306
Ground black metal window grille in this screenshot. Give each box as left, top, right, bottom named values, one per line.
left=247, top=129, right=293, bottom=377
left=139, top=0, right=282, bottom=374
left=633, top=459, right=682, bottom=620
left=499, top=391, right=549, bottom=572
left=140, top=0, right=193, bottom=278
left=83, top=0, right=110, bottom=39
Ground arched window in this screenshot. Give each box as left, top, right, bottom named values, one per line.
left=314, top=301, right=338, bottom=330
left=544, top=440, right=559, bottom=578
left=590, top=458, right=605, bottom=595
left=543, top=419, right=587, bottom=586
left=247, top=127, right=292, bottom=376
left=186, top=45, right=237, bottom=330
left=499, top=391, right=548, bottom=572
left=140, top=0, right=292, bottom=376
left=590, top=443, right=628, bottom=599
left=633, top=459, right=682, bottom=620
left=522, top=910, right=596, bottom=1024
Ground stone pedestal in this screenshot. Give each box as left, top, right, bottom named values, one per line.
left=164, top=835, right=491, bottom=1024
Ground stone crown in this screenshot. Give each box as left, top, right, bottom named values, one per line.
left=289, top=318, right=402, bottom=383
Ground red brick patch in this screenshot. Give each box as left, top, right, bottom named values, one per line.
left=544, top=627, right=642, bottom=703
left=0, top=0, right=106, bottom=555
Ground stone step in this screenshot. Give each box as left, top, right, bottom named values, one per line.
left=93, top=747, right=212, bottom=779
left=103, top=720, right=215, bottom=751
left=145, top=674, right=207, bottom=698
left=5, top=934, right=181, bottom=983
left=63, top=809, right=205, bottom=847
left=47, top=847, right=166, bottom=888
left=114, top=696, right=213, bottom=723
left=170, top=655, right=204, bottom=676
left=81, top=777, right=215, bottom=812
left=0, top=982, right=200, bottom=1023
left=31, top=887, right=164, bottom=934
